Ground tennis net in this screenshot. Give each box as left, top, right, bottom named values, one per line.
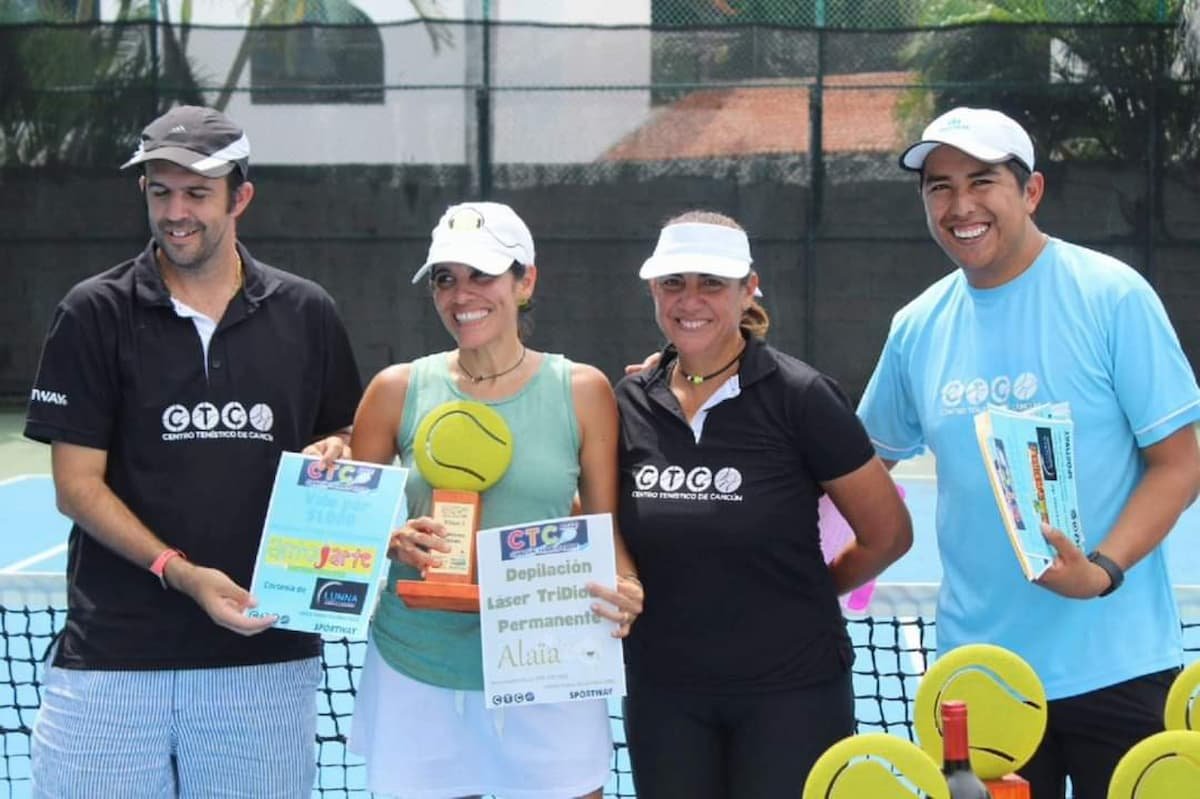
left=0, top=577, right=1196, bottom=798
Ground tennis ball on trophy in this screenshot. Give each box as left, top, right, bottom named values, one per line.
left=413, top=400, right=514, bottom=491
left=914, top=643, right=1047, bottom=780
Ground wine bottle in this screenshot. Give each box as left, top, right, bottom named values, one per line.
left=941, top=700, right=992, bottom=798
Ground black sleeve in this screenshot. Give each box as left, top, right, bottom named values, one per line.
left=795, top=372, right=875, bottom=483
left=312, top=291, right=363, bottom=439
left=24, top=297, right=118, bottom=449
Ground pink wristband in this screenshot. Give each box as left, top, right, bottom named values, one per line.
left=149, top=548, right=187, bottom=589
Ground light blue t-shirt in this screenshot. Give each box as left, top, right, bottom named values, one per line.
left=859, top=237, right=1200, bottom=699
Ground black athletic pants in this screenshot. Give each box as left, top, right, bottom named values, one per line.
left=623, top=669, right=854, bottom=799
left=1018, top=667, right=1179, bottom=799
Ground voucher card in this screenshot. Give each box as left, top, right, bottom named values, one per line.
left=247, top=452, right=408, bottom=638
left=974, top=403, right=1083, bottom=581
left=477, top=513, right=626, bottom=709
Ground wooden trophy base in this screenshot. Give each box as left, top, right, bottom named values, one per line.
left=394, top=488, right=482, bottom=612
left=985, top=774, right=1030, bottom=799
left=396, top=579, right=480, bottom=613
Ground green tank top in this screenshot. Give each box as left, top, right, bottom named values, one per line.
left=371, top=351, right=581, bottom=689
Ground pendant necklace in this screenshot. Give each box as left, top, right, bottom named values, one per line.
left=676, top=345, right=745, bottom=385
left=459, top=346, right=527, bottom=383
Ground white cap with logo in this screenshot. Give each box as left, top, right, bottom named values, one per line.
left=412, top=202, right=535, bottom=284
left=900, top=107, right=1035, bottom=172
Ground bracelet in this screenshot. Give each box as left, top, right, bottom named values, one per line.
left=619, top=574, right=642, bottom=586
left=149, top=548, right=187, bottom=590
left=1087, top=551, right=1124, bottom=597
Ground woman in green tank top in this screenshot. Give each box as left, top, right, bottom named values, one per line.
left=345, top=202, right=643, bottom=799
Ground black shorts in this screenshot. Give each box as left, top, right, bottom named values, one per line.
left=1018, top=667, right=1179, bottom=799
left=623, top=669, right=854, bottom=799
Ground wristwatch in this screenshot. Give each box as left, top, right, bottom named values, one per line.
left=1087, top=551, right=1124, bottom=597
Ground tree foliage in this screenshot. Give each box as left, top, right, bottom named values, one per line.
left=0, top=0, right=449, bottom=167
left=898, top=0, right=1200, bottom=163
left=0, top=19, right=208, bottom=166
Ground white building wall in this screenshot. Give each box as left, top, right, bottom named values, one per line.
left=101, top=0, right=653, bottom=165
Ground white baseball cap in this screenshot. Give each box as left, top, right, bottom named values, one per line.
left=900, top=107, right=1035, bottom=172
left=639, top=222, right=753, bottom=280
left=412, top=202, right=535, bottom=284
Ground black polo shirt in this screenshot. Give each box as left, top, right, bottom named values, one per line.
left=616, top=336, right=874, bottom=694
left=25, top=241, right=362, bottom=670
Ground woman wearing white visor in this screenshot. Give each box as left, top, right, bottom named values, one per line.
left=347, top=201, right=643, bottom=799
left=614, top=210, right=912, bottom=798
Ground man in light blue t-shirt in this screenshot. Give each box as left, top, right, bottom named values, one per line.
left=858, top=107, right=1200, bottom=798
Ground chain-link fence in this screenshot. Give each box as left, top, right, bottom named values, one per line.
left=3, top=1, right=1178, bottom=27
left=3, top=11, right=1200, bottom=402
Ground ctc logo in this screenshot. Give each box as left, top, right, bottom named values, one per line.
left=506, top=523, right=578, bottom=553
left=161, top=401, right=273, bottom=433
left=306, top=461, right=361, bottom=483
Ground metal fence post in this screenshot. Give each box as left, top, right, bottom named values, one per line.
left=804, top=2, right=827, bottom=363
left=150, top=0, right=160, bottom=115
left=1144, top=24, right=1166, bottom=286
left=478, top=0, right=493, bottom=200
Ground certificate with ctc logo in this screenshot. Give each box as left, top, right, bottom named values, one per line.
left=247, top=452, right=408, bottom=638
left=477, top=513, right=626, bottom=708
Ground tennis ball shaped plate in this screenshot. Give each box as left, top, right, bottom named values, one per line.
left=1165, top=660, right=1200, bottom=732
left=1107, top=730, right=1200, bottom=799
left=915, top=643, right=1047, bottom=780
left=802, top=733, right=949, bottom=799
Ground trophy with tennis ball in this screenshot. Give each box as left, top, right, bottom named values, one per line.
left=395, top=400, right=513, bottom=612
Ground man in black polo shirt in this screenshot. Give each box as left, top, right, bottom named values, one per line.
left=24, top=106, right=362, bottom=797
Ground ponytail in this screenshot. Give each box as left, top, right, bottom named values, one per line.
left=740, top=297, right=769, bottom=339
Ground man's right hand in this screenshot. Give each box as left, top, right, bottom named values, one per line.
left=166, top=559, right=277, bottom=636
left=624, top=351, right=661, bottom=375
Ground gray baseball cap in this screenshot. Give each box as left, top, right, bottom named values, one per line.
left=122, top=105, right=250, bottom=179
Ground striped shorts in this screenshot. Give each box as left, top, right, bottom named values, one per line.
left=31, top=657, right=320, bottom=799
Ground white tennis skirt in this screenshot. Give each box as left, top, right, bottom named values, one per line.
left=348, top=637, right=613, bottom=799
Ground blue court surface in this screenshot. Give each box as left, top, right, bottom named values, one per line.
left=0, top=477, right=68, bottom=575
left=880, top=476, right=1200, bottom=585
left=0, top=474, right=1197, bottom=798
left=11, top=473, right=1199, bottom=592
